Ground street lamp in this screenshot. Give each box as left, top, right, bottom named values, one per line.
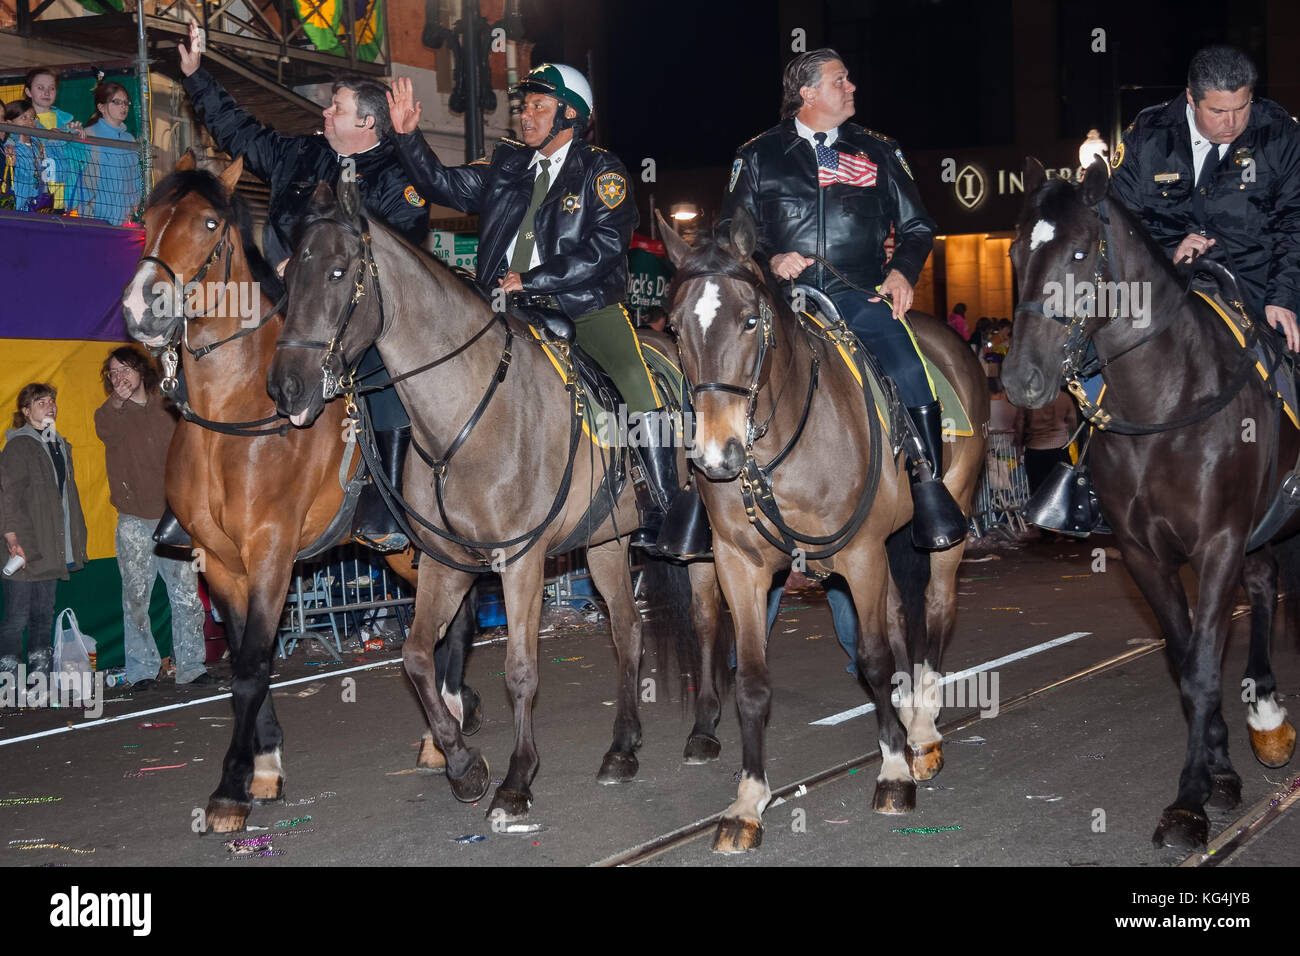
left=1079, top=129, right=1109, bottom=171
left=670, top=202, right=699, bottom=222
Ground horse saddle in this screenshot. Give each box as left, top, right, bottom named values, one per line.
left=509, top=293, right=576, bottom=343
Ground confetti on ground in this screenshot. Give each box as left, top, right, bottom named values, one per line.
left=122, top=744, right=140, bottom=748
left=1060, top=574, right=1091, bottom=579
left=848, top=768, right=860, bottom=775
left=959, top=576, right=995, bottom=582
left=141, top=762, right=187, bottom=772
left=954, top=736, right=986, bottom=745
left=8, top=837, right=46, bottom=844
left=504, top=822, right=542, bottom=833
left=989, top=607, right=1022, bottom=611
left=453, top=834, right=487, bottom=844
left=1026, top=795, right=1063, bottom=802
left=137, top=722, right=176, bottom=729
left=386, top=768, right=420, bottom=776
left=550, top=656, right=585, bottom=663
left=890, top=826, right=961, bottom=834
left=794, top=784, right=808, bottom=797
left=295, top=683, right=325, bottom=698
left=783, top=628, right=797, bottom=634
left=962, top=555, right=999, bottom=563
left=824, top=819, right=849, bottom=824
left=0, top=796, right=62, bottom=806
left=274, top=816, right=311, bottom=828
left=805, top=633, right=823, bottom=640
left=782, top=604, right=811, bottom=610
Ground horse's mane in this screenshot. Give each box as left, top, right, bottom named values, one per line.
left=147, top=168, right=287, bottom=304
left=673, top=231, right=800, bottom=326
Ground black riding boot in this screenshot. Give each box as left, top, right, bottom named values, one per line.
left=152, top=506, right=192, bottom=549
left=354, top=426, right=411, bottom=552
left=906, top=402, right=969, bottom=550
left=630, top=409, right=685, bottom=554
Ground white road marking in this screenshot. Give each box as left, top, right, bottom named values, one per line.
left=810, top=631, right=1092, bottom=726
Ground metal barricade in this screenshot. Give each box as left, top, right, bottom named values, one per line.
left=277, top=544, right=415, bottom=660
left=970, top=430, right=1030, bottom=536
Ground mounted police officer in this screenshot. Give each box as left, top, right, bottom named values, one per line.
left=1110, top=44, right=1300, bottom=350
left=174, top=22, right=427, bottom=548
left=1033, top=45, right=1300, bottom=538
left=721, top=48, right=966, bottom=551
left=387, top=65, right=697, bottom=557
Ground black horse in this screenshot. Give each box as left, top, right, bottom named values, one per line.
left=1002, top=156, right=1298, bottom=850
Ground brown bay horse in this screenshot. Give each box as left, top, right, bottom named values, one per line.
left=120, top=155, right=476, bottom=832
left=1002, top=157, right=1298, bottom=849
left=267, top=179, right=716, bottom=823
left=659, top=209, right=989, bottom=852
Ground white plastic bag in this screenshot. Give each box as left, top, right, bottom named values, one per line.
left=53, top=608, right=96, bottom=704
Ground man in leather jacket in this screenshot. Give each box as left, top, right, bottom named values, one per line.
left=1110, top=44, right=1300, bottom=349
left=175, top=23, right=427, bottom=548
left=722, top=49, right=966, bottom=553
left=387, top=65, right=698, bottom=557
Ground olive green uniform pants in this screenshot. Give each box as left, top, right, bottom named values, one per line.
left=573, top=303, right=660, bottom=414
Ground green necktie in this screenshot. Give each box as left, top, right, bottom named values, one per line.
left=509, top=157, right=551, bottom=273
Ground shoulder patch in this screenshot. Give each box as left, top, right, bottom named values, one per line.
left=1111, top=141, right=1125, bottom=169
left=404, top=185, right=426, bottom=207
left=860, top=126, right=893, bottom=144
left=729, top=157, right=743, bottom=192
left=595, top=171, right=627, bottom=209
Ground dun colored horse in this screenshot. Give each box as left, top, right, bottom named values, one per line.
left=267, top=179, right=714, bottom=822
left=121, top=155, right=477, bottom=832
left=659, top=209, right=989, bottom=851
left=1002, top=157, right=1297, bottom=849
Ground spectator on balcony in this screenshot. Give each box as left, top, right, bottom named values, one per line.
left=2, top=99, right=53, bottom=213
left=24, top=68, right=82, bottom=136
left=21, top=69, right=87, bottom=213
left=83, top=82, right=141, bottom=225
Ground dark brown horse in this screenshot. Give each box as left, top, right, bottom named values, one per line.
left=658, top=210, right=989, bottom=851
left=266, top=179, right=716, bottom=822
left=120, top=155, right=476, bottom=831
left=1002, top=156, right=1298, bottom=849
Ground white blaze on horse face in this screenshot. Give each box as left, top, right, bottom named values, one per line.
left=1030, top=219, right=1056, bottom=251
left=692, top=280, right=722, bottom=337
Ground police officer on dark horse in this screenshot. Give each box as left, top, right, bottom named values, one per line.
left=386, top=65, right=705, bottom=558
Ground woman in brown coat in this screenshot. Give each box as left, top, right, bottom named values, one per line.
left=1, top=383, right=87, bottom=679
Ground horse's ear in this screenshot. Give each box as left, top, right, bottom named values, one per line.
left=309, top=182, right=334, bottom=211
left=338, top=174, right=362, bottom=222
left=656, top=210, right=691, bottom=268
left=1023, top=157, right=1046, bottom=194
left=218, top=156, right=244, bottom=195
left=728, top=205, right=758, bottom=262
left=1080, top=155, right=1111, bottom=207
left=175, top=150, right=196, bottom=173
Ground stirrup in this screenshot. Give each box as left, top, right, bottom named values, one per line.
left=1024, top=461, right=1102, bottom=537
left=906, top=402, right=967, bottom=550
left=654, top=486, right=713, bottom=559
left=153, top=507, right=192, bottom=549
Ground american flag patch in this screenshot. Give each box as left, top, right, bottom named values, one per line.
left=819, top=151, right=877, bottom=188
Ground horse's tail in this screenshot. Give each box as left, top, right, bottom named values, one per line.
left=639, top=557, right=704, bottom=711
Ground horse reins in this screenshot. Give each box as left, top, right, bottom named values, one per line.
left=1016, top=198, right=1255, bottom=436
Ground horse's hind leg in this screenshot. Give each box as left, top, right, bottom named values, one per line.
left=684, top=560, right=725, bottom=764
left=587, top=538, right=644, bottom=783
left=1242, top=550, right=1296, bottom=770
left=403, top=558, right=488, bottom=800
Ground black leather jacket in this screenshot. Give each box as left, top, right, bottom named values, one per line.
left=182, top=68, right=430, bottom=265
left=721, top=118, right=935, bottom=295
left=393, top=131, right=636, bottom=318
left=1110, top=95, right=1300, bottom=314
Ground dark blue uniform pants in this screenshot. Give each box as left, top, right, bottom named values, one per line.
left=357, top=345, right=409, bottom=429
left=831, top=292, right=934, bottom=407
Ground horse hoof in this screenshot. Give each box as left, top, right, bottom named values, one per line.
left=416, top=736, right=447, bottom=774
left=1152, top=807, right=1208, bottom=851
left=459, top=686, right=483, bottom=737
left=906, top=742, right=944, bottom=781
left=712, top=817, right=763, bottom=853
left=1207, top=773, right=1242, bottom=811
left=448, top=754, right=490, bottom=803
left=487, top=787, right=532, bottom=822
left=1249, top=721, right=1296, bottom=769
left=596, top=750, right=639, bottom=784
left=205, top=798, right=250, bottom=834
left=683, top=733, right=722, bottom=765
left=873, top=778, right=917, bottom=814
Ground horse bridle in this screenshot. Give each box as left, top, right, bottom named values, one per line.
left=1014, top=197, right=1254, bottom=435
left=676, top=267, right=780, bottom=449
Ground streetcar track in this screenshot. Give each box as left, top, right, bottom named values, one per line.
left=1180, top=768, right=1300, bottom=867
left=593, top=640, right=1168, bottom=866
